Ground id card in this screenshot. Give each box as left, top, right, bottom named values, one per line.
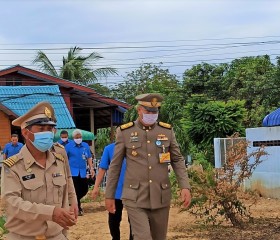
left=159, top=152, right=171, bottom=163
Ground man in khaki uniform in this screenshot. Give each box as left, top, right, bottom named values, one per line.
left=1, top=101, right=78, bottom=240
left=105, top=93, right=191, bottom=240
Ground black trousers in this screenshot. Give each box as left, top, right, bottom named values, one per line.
left=72, top=175, right=89, bottom=211
left=109, top=199, right=133, bottom=240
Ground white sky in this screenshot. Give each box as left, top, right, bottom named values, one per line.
left=1, top=0, right=280, bottom=86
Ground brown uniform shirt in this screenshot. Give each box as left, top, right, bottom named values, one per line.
left=1, top=145, right=73, bottom=237
left=105, top=120, right=190, bottom=209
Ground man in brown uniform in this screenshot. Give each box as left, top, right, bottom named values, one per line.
left=105, top=93, right=191, bottom=240
left=1, top=101, right=78, bottom=240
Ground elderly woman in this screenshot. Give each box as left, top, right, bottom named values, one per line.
left=65, top=129, right=94, bottom=216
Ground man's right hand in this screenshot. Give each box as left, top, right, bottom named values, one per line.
left=91, top=188, right=99, bottom=200
left=52, top=207, right=77, bottom=229
left=105, top=198, right=116, bottom=214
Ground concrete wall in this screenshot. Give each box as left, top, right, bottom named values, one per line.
left=245, top=126, right=280, bottom=198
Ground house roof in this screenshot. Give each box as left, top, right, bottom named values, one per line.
left=0, top=65, right=131, bottom=129
left=0, top=65, right=130, bottom=109
left=0, top=85, right=76, bottom=129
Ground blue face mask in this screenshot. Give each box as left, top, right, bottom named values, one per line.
left=29, top=131, right=54, bottom=152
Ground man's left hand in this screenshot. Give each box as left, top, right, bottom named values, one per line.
left=181, top=188, right=191, bottom=208
left=70, top=202, right=79, bottom=220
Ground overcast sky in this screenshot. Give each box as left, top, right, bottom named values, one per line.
left=1, top=0, right=280, bottom=86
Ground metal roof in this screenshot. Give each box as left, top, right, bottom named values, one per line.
left=0, top=65, right=131, bottom=109
left=0, top=85, right=76, bottom=129
left=262, top=108, right=280, bottom=127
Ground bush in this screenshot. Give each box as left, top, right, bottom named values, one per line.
left=181, top=136, right=267, bottom=228
left=0, top=215, right=8, bottom=236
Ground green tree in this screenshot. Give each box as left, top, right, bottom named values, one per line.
left=181, top=100, right=246, bottom=163
left=222, top=56, right=273, bottom=105
left=88, top=83, right=111, bottom=96
left=33, top=46, right=117, bottom=85
left=111, top=63, right=181, bottom=105
left=182, top=62, right=227, bottom=101
left=221, top=55, right=276, bottom=127
left=95, top=128, right=112, bottom=157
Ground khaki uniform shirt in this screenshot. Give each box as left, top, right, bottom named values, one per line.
left=52, top=143, right=77, bottom=206
left=105, top=120, right=190, bottom=209
left=1, top=145, right=73, bottom=237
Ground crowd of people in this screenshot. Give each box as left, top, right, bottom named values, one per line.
left=0, top=93, right=191, bottom=240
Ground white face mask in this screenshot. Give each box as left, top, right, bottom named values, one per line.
left=142, top=113, right=158, bottom=125
left=61, top=137, right=68, bottom=142
left=74, top=138, right=82, bottom=144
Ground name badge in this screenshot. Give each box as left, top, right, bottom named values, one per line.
left=159, top=152, right=171, bottom=163
left=22, top=174, right=35, bottom=181
left=52, top=172, right=63, bottom=178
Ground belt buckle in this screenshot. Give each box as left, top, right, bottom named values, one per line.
left=35, top=235, right=46, bottom=240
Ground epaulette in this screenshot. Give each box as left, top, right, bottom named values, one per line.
left=52, top=152, right=65, bottom=162
left=158, top=122, right=172, bottom=129
left=53, top=142, right=65, bottom=149
left=3, top=155, right=22, bottom=168
left=120, top=122, right=134, bottom=130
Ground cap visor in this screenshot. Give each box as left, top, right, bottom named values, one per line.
left=30, top=121, right=57, bottom=126
left=142, top=106, right=159, bottom=112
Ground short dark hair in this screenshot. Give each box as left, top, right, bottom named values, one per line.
left=11, top=134, right=19, bottom=138
left=60, top=130, right=69, bottom=136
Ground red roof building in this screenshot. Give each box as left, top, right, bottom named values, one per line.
left=0, top=65, right=131, bottom=148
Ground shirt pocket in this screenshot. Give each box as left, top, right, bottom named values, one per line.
left=52, top=177, right=66, bottom=204
left=156, top=142, right=171, bottom=154
left=126, top=142, right=142, bottom=160
left=161, top=182, right=171, bottom=204
left=122, top=181, right=140, bottom=202
left=21, top=180, right=45, bottom=203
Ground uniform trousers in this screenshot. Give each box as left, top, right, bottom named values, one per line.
left=72, top=174, right=88, bottom=211
left=109, top=199, right=133, bottom=240
left=125, top=205, right=170, bottom=240
left=7, top=232, right=67, bottom=240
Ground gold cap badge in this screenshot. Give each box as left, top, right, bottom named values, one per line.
left=45, top=107, right=52, bottom=118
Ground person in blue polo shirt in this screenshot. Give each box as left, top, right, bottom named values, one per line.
left=57, top=130, right=73, bottom=146
left=3, top=134, right=24, bottom=160
left=92, top=142, right=133, bottom=240
left=65, top=129, right=95, bottom=216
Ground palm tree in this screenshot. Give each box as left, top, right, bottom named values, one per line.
left=32, top=46, right=117, bottom=85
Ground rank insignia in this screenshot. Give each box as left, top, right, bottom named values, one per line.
left=130, top=132, right=139, bottom=142
left=120, top=122, right=134, bottom=130
left=158, top=122, right=172, bottom=129
left=132, top=150, right=138, bottom=156
left=3, top=155, right=21, bottom=167
left=52, top=152, right=64, bottom=162
left=27, top=168, right=32, bottom=173
left=157, top=134, right=168, bottom=141
left=22, top=174, right=35, bottom=181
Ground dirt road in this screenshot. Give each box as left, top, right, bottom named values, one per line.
left=68, top=197, right=280, bottom=240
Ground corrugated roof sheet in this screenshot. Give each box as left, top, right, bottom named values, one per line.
left=0, top=85, right=75, bottom=129
left=262, top=108, right=280, bottom=127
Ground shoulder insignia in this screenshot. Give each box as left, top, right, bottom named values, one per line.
left=52, top=152, right=65, bottom=162
left=158, top=122, right=172, bottom=129
left=53, top=142, right=65, bottom=149
left=120, top=122, right=134, bottom=130
left=3, top=155, right=22, bottom=168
